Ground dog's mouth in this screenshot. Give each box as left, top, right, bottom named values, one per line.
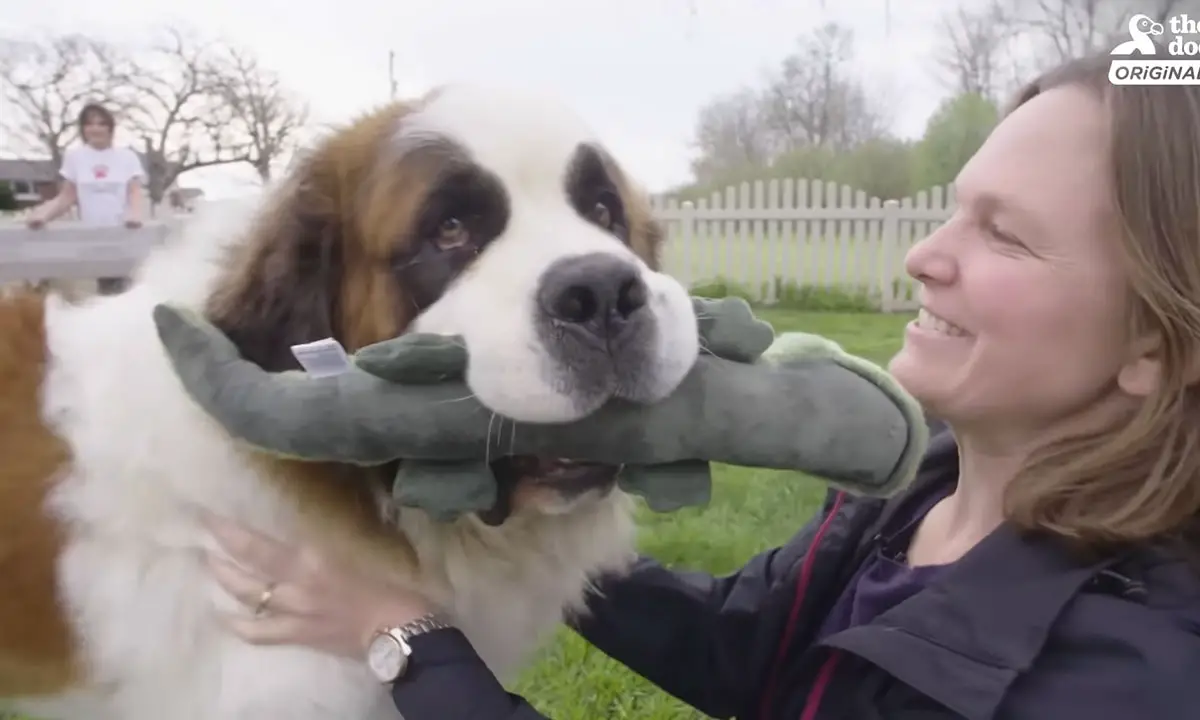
left=479, top=455, right=620, bottom=525
left=494, top=455, right=620, bottom=487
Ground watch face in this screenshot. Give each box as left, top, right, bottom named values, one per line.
left=367, top=632, right=408, bottom=681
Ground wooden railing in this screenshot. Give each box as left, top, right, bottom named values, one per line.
left=0, top=220, right=175, bottom=283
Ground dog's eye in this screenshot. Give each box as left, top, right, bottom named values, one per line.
left=589, top=201, right=612, bottom=229
left=435, top=217, right=469, bottom=250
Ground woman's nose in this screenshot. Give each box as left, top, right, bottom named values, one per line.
left=904, top=225, right=958, bottom=287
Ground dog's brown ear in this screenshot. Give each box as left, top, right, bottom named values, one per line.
left=640, top=216, right=666, bottom=271
left=627, top=199, right=666, bottom=271
left=204, top=164, right=344, bottom=372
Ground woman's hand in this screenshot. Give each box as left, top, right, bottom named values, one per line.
left=200, top=511, right=433, bottom=660
left=122, top=211, right=143, bottom=229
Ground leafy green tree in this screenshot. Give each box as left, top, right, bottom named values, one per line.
left=0, top=181, right=17, bottom=211
left=915, top=92, right=998, bottom=190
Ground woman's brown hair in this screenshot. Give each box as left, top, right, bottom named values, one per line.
left=1001, top=53, right=1200, bottom=557
left=77, top=102, right=115, bottom=135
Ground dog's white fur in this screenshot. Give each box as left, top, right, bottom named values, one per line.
left=2, top=85, right=697, bottom=720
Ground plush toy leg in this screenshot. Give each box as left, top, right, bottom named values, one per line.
left=618, top=460, right=713, bottom=512
left=393, top=460, right=496, bottom=521
left=693, top=296, right=775, bottom=363
left=355, top=334, right=468, bottom=383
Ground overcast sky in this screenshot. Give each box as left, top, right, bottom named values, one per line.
left=5, top=0, right=954, bottom=198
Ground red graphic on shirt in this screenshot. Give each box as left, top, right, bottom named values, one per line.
left=92, top=164, right=109, bottom=180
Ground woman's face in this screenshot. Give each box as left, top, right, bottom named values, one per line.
left=81, top=113, right=113, bottom=148
left=888, top=85, right=1153, bottom=439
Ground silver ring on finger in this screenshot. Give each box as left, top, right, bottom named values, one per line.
left=253, top=581, right=278, bottom=617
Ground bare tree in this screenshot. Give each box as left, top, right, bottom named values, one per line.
left=1013, top=0, right=1187, bottom=63
left=760, top=22, right=888, bottom=152
left=0, top=33, right=132, bottom=165
left=688, top=88, right=775, bottom=185
left=934, top=1, right=1020, bottom=104
left=210, top=45, right=310, bottom=183
left=110, top=26, right=251, bottom=207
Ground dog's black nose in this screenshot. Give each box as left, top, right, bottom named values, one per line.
left=537, top=252, right=649, bottom=340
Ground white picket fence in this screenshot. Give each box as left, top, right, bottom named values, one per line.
left=0, top=178, right=956, bottom=312
left=651, top=179, right=957, bottom=311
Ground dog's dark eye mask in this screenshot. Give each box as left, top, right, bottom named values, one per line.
left=391, top=164, right=511, bottom=312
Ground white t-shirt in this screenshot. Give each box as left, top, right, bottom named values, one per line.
left=60, top=145, right=146, bottom=225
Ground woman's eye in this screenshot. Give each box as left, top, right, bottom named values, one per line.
left=985, top=222, right=1022, bottom=247
left=435, top=217, right=469, bottom=250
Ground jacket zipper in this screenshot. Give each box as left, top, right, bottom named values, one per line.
left=799, top=650, right=841, bottom=720
left=757, top=492, right=846, bottom=719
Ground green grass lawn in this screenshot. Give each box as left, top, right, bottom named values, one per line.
left=6, top=309, right=913, bottom=720
left=509, top=308, right=912, bottom=719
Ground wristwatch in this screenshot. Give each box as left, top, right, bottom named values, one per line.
left=366, top=612, right=453, bottom=683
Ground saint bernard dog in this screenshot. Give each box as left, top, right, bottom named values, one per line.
left=0, top=84, right=700, bottom=719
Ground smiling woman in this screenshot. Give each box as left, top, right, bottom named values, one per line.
left=890, top=56, right=1200, bottom=555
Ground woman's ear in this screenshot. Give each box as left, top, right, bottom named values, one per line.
left=1118, top=333, right=1164, bottom=397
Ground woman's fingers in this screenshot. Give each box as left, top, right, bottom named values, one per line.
left=202, top=510, right=295, bottom=579
left=205, top=552, right=313, bottom=617
left=197, top=512, right=411, bottom=658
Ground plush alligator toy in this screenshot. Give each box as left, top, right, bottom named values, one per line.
left=151, top=296, right=929, bottom=521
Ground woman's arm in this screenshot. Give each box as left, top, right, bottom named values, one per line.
left=124, top=178, right=145, bottom=225
left=567, top=491, right=842, bottom=719
left=199, top=491, right=842, bottom=720
left=28, top=149, right=79, bottom=227
left=201, top=511, right=555, bottom=719
left=390, top=514, right=823, bottom=720
left=387, top=518, right=818, bottom=720
left=389, top=629, right=550, bottom=719
left=26, top=180, right=77, bottom=226
left=123, top=149, right=146, bottom=225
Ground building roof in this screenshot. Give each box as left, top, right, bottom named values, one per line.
left=172, top=187, right=205, bottom=200
left=0, top=159, right=57, bottom=183
left=0, top=151, right=185, bottom=187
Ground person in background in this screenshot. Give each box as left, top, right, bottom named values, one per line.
left=200, top=51, right=1200, bottom=719
left=26, top=102, right=146, bottom=295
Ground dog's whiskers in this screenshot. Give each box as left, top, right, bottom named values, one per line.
left=432, top=393, right=478, bottom=406
left=694, top=312, right=714, bottom=355
left=485, top=411, right=498, bottom=465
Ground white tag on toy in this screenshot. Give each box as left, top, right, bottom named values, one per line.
left=290, top=338, right=352, bottom=377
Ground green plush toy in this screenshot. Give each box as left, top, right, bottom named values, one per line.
left=151, top=297, right=929, bottom=521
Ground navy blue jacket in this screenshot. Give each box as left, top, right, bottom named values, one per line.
left=390, top=431, right=1200, bottom=719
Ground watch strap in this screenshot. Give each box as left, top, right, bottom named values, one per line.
left=393, top=612, right=452, bottom=642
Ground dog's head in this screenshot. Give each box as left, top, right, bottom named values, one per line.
left=205, top=84, right=699, bottom=523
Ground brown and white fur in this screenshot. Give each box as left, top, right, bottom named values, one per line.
left=0, top=84, right=699, bottom=720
